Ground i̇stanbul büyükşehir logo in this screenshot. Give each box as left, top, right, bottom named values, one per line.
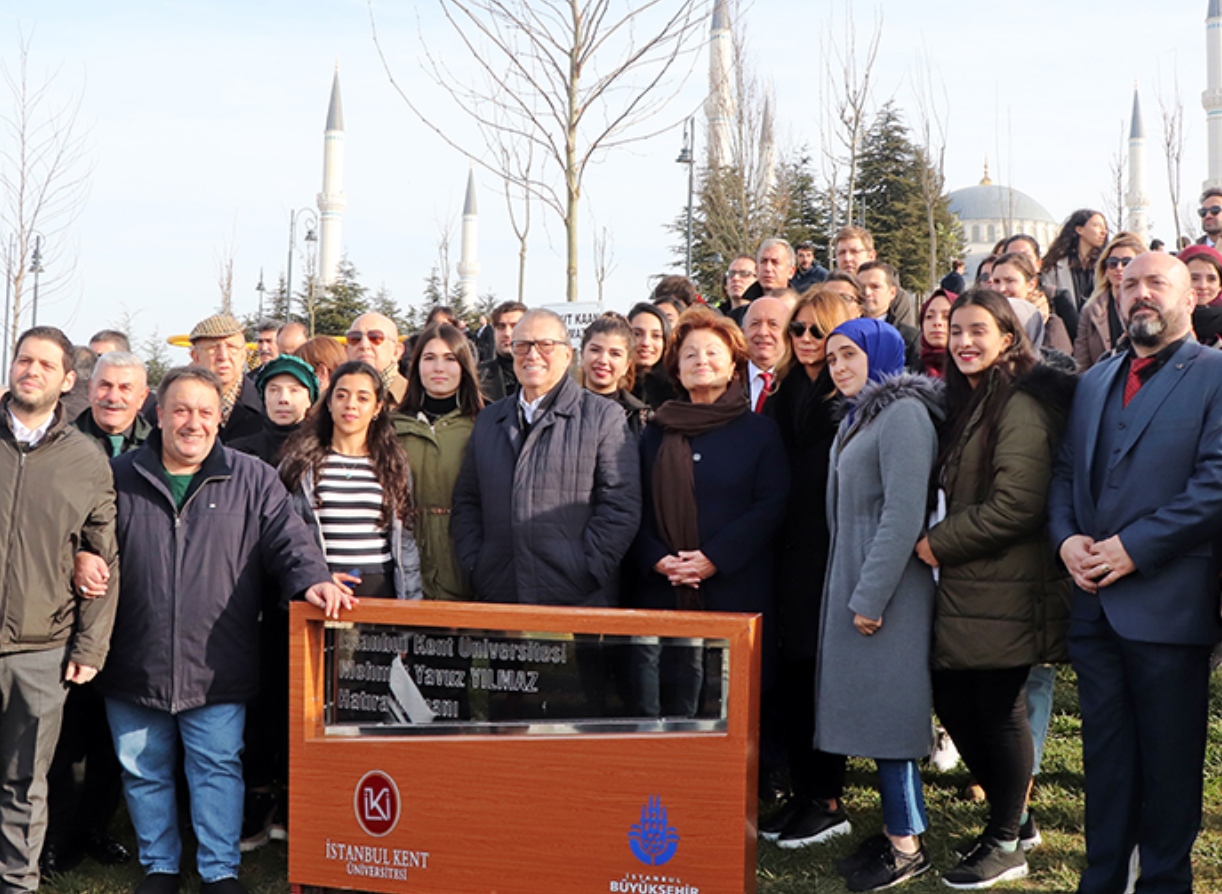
left=354, top=770, right=401, bottom=837
left=628, top=795, right=680, bottom=866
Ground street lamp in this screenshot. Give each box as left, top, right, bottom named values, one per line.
left=286, top=208, right=318, bottom=323
left=676, top=117, right=696, bottom=279
left=29, top=235, right=44, bottom=327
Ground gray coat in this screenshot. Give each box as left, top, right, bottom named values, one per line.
left=451, top=375, right=641, bottom=606
left=814, top=374, right=943, bottom=760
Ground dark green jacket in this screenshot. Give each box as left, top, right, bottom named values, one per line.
left=73, top=406, right=153, bottom=456
left=0, top=398, right=119, bottom=669
left=926, top=365, right=1075, bottom=669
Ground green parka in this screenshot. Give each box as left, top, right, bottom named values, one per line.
left=925, top=364, right=1075, bottom=670
left=394, top=408, right=476, bottom=600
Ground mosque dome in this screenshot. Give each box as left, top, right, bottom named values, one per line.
left=947, top=162, right=1060, bottom=267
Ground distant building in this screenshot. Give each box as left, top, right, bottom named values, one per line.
left=946, top=162, right=1058, bottom=274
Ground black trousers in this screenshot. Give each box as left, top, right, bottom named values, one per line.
left=932, top=665, right=1032, bottom=842
left=1069, top=613, right=1210, bottom=894
left=777, top=657, right=846, bottom=802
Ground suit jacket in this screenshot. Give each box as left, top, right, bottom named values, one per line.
left=1048, top=339, right=1222, bottom=645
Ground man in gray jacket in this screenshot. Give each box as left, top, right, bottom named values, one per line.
left=452, top=308, right=641, bottom=606
left=0, top=326, right=119, bottom=893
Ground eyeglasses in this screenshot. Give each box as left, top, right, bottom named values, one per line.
left=197, top=341, right=243, bottom=355
left=1105, top=256, right=1134, bottom=270
left=511, top=338, right=565, bottom=357
left=726, top=269, right=756, bottom=279
left=346, top=330, right=387, bottom=346
left=1200, top=206, right=1222, bottom=218
left=787, top=321, right=824, bottom=339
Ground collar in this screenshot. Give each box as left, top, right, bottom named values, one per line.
left=7, top=407, right=54, bottom=446
left=1127, top=335, right=1188, bottom=375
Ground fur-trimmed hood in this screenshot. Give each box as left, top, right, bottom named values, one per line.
left=845, top=372, right=946, bottom=438
left=1014, top=361, right=1077, bottom=421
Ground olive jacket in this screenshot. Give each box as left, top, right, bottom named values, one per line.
left=925, top=364, right=1076, bottom=670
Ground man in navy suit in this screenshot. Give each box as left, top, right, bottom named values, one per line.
left=1049, top=251, right=1222, bottom=894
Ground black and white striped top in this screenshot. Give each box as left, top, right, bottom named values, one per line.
left=316, top=453, right=392, bottom=569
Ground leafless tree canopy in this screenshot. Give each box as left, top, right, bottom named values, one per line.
left=911, top=43, right=949, bottom=289
left=1103, top=121, right=1127, bottom=236
left=1158, top=70, right=1187, bottom=247
left=0, top=33, right=92, bottom=363
left=371, top=0, right=707, bottom=302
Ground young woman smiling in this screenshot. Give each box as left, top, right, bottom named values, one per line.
left=914, top=291, right=1073, bottom=889
left=628, top=303, right=677, bottom=409
left=580, top=313, right=649, bottom=436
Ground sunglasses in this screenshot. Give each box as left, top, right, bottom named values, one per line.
left=511, top=339, right=565, bottom=357
left=788, top=321, right=824, bottom=339
left=1104, top=256, right=1134, bottom=270
left=1200, top=206, right=1222, bottom=218
left=345, top=330, right=387, bottom=345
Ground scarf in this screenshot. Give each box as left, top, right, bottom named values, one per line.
left=651, top=379, right=749, bottom=609
left=830, top=319, right=906, bottom=428
left=219, top=378, right=241, bottom=425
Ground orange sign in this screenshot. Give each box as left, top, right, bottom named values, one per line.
left=288, top=601, right=761, bottom=893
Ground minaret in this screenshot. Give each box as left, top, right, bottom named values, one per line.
left=704, top=0, right=735, bottom=169
left=757, top=91, right=777, bottom=197
left=1126, top=86, right=1150, bottom=244
left=317, top=67, right=347, bottom=287
left=457, top=167, right=480, bottom=305
left=1204, top=0, right=1222, bottom=189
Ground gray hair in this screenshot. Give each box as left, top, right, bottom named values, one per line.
left=514, top=308, right=571, bottom=346
left=757, top=237, right=795, bottom=267
left=93, top=351, right=148, bottom=386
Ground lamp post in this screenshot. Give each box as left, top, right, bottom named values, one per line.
left=285, top=208, right=318, bottom=323
left=29, top=235, right=44, bottom=327
left=676, top=117, right=696, bottom=279
left=255, top=269, right=266, bottom=321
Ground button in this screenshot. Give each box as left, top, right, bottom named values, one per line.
left=692, top=452, right=702, bottom=462
left=1118, top=423, right=1126, bottom=429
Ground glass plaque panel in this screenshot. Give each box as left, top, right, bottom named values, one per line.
left=323, top=623, right=730, bottom=735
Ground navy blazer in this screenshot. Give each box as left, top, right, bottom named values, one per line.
left=1048, top=339, right=1222, bottom=645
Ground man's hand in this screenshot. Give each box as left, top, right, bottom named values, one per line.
left=64, top=662, right=97, bottom=685
left=73, top=552, right=110, bottom=599
left=1060, top=534, right=1100, bottom=593
left=914, top=536, right=938, bottom=568
left=854, top=613, right=882, bottom=636
left=1088, top=536, right=1136, bottom=588
left=304, top=581, right=358, bottom=619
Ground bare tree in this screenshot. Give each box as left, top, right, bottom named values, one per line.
left=499, top=130, right=535, bottom=305
left=0, top=34, right=92, bottom=366
left=910, top=44, right=950, bottom=290
left=820, top=1, right=882, bottom=232
left=592, top=219, right=616, bottom=304
left=371, top=0, right=707, bottom=302
left=1102, top=121, right=1127, bottom=236
left=1158, top=69, right=1187, bottom=248
left=215, top=220, right=237, bottom=315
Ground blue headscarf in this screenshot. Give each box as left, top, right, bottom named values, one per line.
left=829, top=318, right=906, bottom=428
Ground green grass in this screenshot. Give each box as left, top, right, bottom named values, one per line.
left=41, top=669, right=1222, bottom=893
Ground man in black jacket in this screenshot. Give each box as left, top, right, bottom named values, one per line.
left=0, top=326, right=119, bottom=894
left=477, top=300, right=527, bottom=401
left=95, top=366, right=351, bottom=894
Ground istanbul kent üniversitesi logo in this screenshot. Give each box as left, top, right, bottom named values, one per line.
left=628, top=795, right=680, bottom=866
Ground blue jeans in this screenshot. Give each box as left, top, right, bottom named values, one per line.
left=105, top=699, right=246, bottom=882
left=1026, top=664, right=1056, bottom=774
left=877, top=759, right=927, bottom=837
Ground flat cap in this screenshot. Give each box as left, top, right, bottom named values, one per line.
left=189, top=312, right=245, bottom=342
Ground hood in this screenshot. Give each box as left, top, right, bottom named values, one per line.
left=1014, top=361, right=1077, bottom=420
left=848, top=372, right=946, bottom=434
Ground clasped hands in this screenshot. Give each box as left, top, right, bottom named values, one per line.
left=655, top=550, right=717, bottom=588
left=1059, top=534, right=1135, bottom=593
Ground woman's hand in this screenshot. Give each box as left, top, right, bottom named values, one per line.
left=854, top=613, right=882, bottom=636
left=655, top=552, right=717, bottom=588
left=914, top=536, right=938, bottom=568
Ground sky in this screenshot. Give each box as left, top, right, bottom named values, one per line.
left=0, top=0, right=1209, bottom=365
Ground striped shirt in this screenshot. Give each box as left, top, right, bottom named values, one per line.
left=316, top=453, right=392, bottom=569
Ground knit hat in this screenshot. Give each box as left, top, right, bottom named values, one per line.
left=189, top=312, right=245, bottom=342
left=255, top=354, right=320, bottom=403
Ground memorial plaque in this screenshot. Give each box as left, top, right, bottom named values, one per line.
left=324, top=623, right=730, bottom=735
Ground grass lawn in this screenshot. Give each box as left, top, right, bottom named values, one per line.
left=42, top=668, right=1222, bottom=893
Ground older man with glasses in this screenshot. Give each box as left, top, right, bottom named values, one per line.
left=452, top=308, right=641, bottom=608
left=344, top=312, right=406, bottom=404
left=187, top=313, right=262, bottom=443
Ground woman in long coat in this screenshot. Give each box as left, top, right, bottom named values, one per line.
left=816, top=318, right=942, bottom=893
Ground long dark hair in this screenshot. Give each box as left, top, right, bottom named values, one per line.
left=937, top=289, right=1038, bottom=476
left=580, top=312, right=637, bottom=392
left=1043, top=208, right=1104, bottom=271
left=399, top=323, right=484, bottom=418
left=279, top=360, right=412, bottom=526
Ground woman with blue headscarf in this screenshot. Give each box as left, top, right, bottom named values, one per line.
left=814, top=318, right=945, bottom=892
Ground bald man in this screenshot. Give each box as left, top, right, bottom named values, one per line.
left=345, top=312, right=407, bottom=404
left=743, top=296, right=788, bottom=412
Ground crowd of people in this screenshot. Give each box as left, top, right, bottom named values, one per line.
left=3, top=199, right=1222, bottom=894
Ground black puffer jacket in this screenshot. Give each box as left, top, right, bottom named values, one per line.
left=98, top=432, right=330, bottom=712
left=451, top=375, right=641, bottom=606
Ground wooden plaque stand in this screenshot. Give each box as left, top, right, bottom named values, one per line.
left=287, top=601, right=761, bottom=894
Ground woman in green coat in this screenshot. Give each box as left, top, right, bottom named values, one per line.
left=395, top=322, right=485, bottom=600
left=914, top=290, right=1074, bottom=889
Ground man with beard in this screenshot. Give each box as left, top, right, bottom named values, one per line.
left=1049, top=252, right=1222, bottom=894
left=0, top=326, right=119, bottom=892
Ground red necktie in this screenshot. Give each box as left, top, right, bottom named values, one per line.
left=755, top=371, right=773, bottom=413
left=1123, top=356, right=1156, bottom=408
